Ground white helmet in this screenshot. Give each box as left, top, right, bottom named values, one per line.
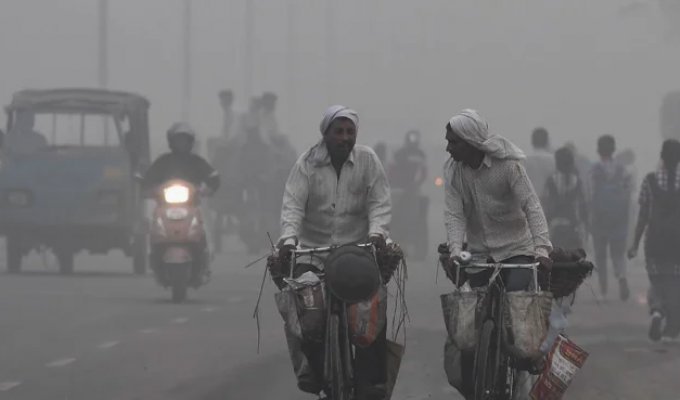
left=166, top=122, right=196, bottom=152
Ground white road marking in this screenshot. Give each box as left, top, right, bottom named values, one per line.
left=201, top=306, right=218, bottom=312
left=45, top=358, right=76, bottom=368
left=573, top=333, right=644, bottom=346
left=97, top=341, right=120, bottom=350
left=172, top=317, right=189, bottom=324
left=140, top=328, right=158, bottom=334
left=0, top=382, right=21, bottom=392
left=624, top=347, right=649, bottom=353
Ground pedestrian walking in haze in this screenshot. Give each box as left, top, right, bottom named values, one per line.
left=218, top=89, right=234, bottom=139
left=524, top=127, right=554, bottom=202
left=590, top=135, right=633, bottom=301
left=628, top=139, right=680, bottom=342
left=543, top=146, right=589, bottom=250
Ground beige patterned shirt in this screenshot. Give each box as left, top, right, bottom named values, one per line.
left=280, top=142, right=391, bottom=248
left=444, top=156, right=552, bottom=261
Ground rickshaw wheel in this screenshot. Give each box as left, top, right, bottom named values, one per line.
left=56, top=251, right=75, bottom=275
left=133, top=235, right=148, bottom=275
left=6, top=238, right=22, bottom=273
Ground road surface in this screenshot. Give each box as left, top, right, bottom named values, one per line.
left=0, top=240, right=678, bottom=399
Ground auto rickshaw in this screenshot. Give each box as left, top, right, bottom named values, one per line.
left=0, top=88, right=151, bottom=274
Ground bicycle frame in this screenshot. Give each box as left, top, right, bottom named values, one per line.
left=284, top=243, right=374, bottom=400
left=453, top=257, right=541, bottom=400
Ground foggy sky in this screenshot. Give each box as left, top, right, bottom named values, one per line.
left=0, top=0, right=678, bottom=171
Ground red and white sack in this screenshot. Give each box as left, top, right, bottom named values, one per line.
left=348, top=285, right=387, bottom=347
left=530, top=334, right=589, bottom=400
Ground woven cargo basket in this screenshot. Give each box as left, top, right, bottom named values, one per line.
left=549, top=261, right=594, bottom=298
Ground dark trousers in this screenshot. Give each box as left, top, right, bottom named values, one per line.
left=300, top=319, right=388, bottom=398
left=649, top=274, right=680, bottom=338
left=592, top=230, right=628, bottom=294
left=354, top=325, right=388, bottom=392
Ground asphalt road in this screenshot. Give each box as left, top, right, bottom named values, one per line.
left=0, top=239, right=679, bottom=400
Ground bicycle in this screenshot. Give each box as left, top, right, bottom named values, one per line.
left=448, top=253, right=543, bottom=400
left=286, top=243, right=378, bottom=400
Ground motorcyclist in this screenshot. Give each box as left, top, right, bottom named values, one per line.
left=143, top=122, right=220, bottom=194
left=388, top=130, right=429, bottom=259
left=143, top=122, right=219, bottom=280
left=390, top=130, right=427, bottom=190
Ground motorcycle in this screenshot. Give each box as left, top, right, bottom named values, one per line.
left=147, top=179, right=210, bottom=303
left=390, top=188, right=429, bottom=261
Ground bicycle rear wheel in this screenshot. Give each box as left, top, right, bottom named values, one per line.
left=474, top=320, right=506, bottom=400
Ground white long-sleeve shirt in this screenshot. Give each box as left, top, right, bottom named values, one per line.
left=279, top=142, right=391, bottom=248
left=444, top=156, right=552, bottom=261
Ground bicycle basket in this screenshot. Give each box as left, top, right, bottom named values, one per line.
left=549, top=261, right=594, bottom=298
left=504, top=291, right=553, bottom=360
left=440, top=288, right=486, bottom=351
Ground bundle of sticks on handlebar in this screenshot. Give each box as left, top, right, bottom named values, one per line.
left=437, top=244, right=594, bottom=299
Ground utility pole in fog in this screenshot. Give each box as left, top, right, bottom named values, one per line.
left=97, top=0, right=108, bottom=88
left=181, top=0, right=192, bottom=121
left=325, top=0, right=335, bottom=104
left=98, top=0, right=110, bottom=144
left=286, top=1, right=296, bottom=133
left=244, top=0, right=254, bottom=100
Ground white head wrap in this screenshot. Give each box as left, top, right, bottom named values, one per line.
left=448, top=109, right=525, bottom=160
left=319, top=105, right=359, bottom=135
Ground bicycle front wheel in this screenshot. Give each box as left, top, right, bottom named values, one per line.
left=328, top=313, right=352, bottom=400
left=474, top=320, right=504, bottom=400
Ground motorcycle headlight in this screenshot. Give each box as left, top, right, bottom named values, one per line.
left=163, top=185, right=190, bottom=204
left=5, top=190, right=32, bottom=207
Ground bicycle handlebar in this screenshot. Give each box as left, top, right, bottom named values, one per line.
left=456, top=262, right=540, bottom=269
left=447, top=251, right=542, bottom=291
left=291, top=243, right=373, bottom=256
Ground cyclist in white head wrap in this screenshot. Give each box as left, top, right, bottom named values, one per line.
left=276, top=104, right=391, bottom=399
left=319, top=104, right=359, bottom=135
left=448, top=109, right=525, bottom=161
